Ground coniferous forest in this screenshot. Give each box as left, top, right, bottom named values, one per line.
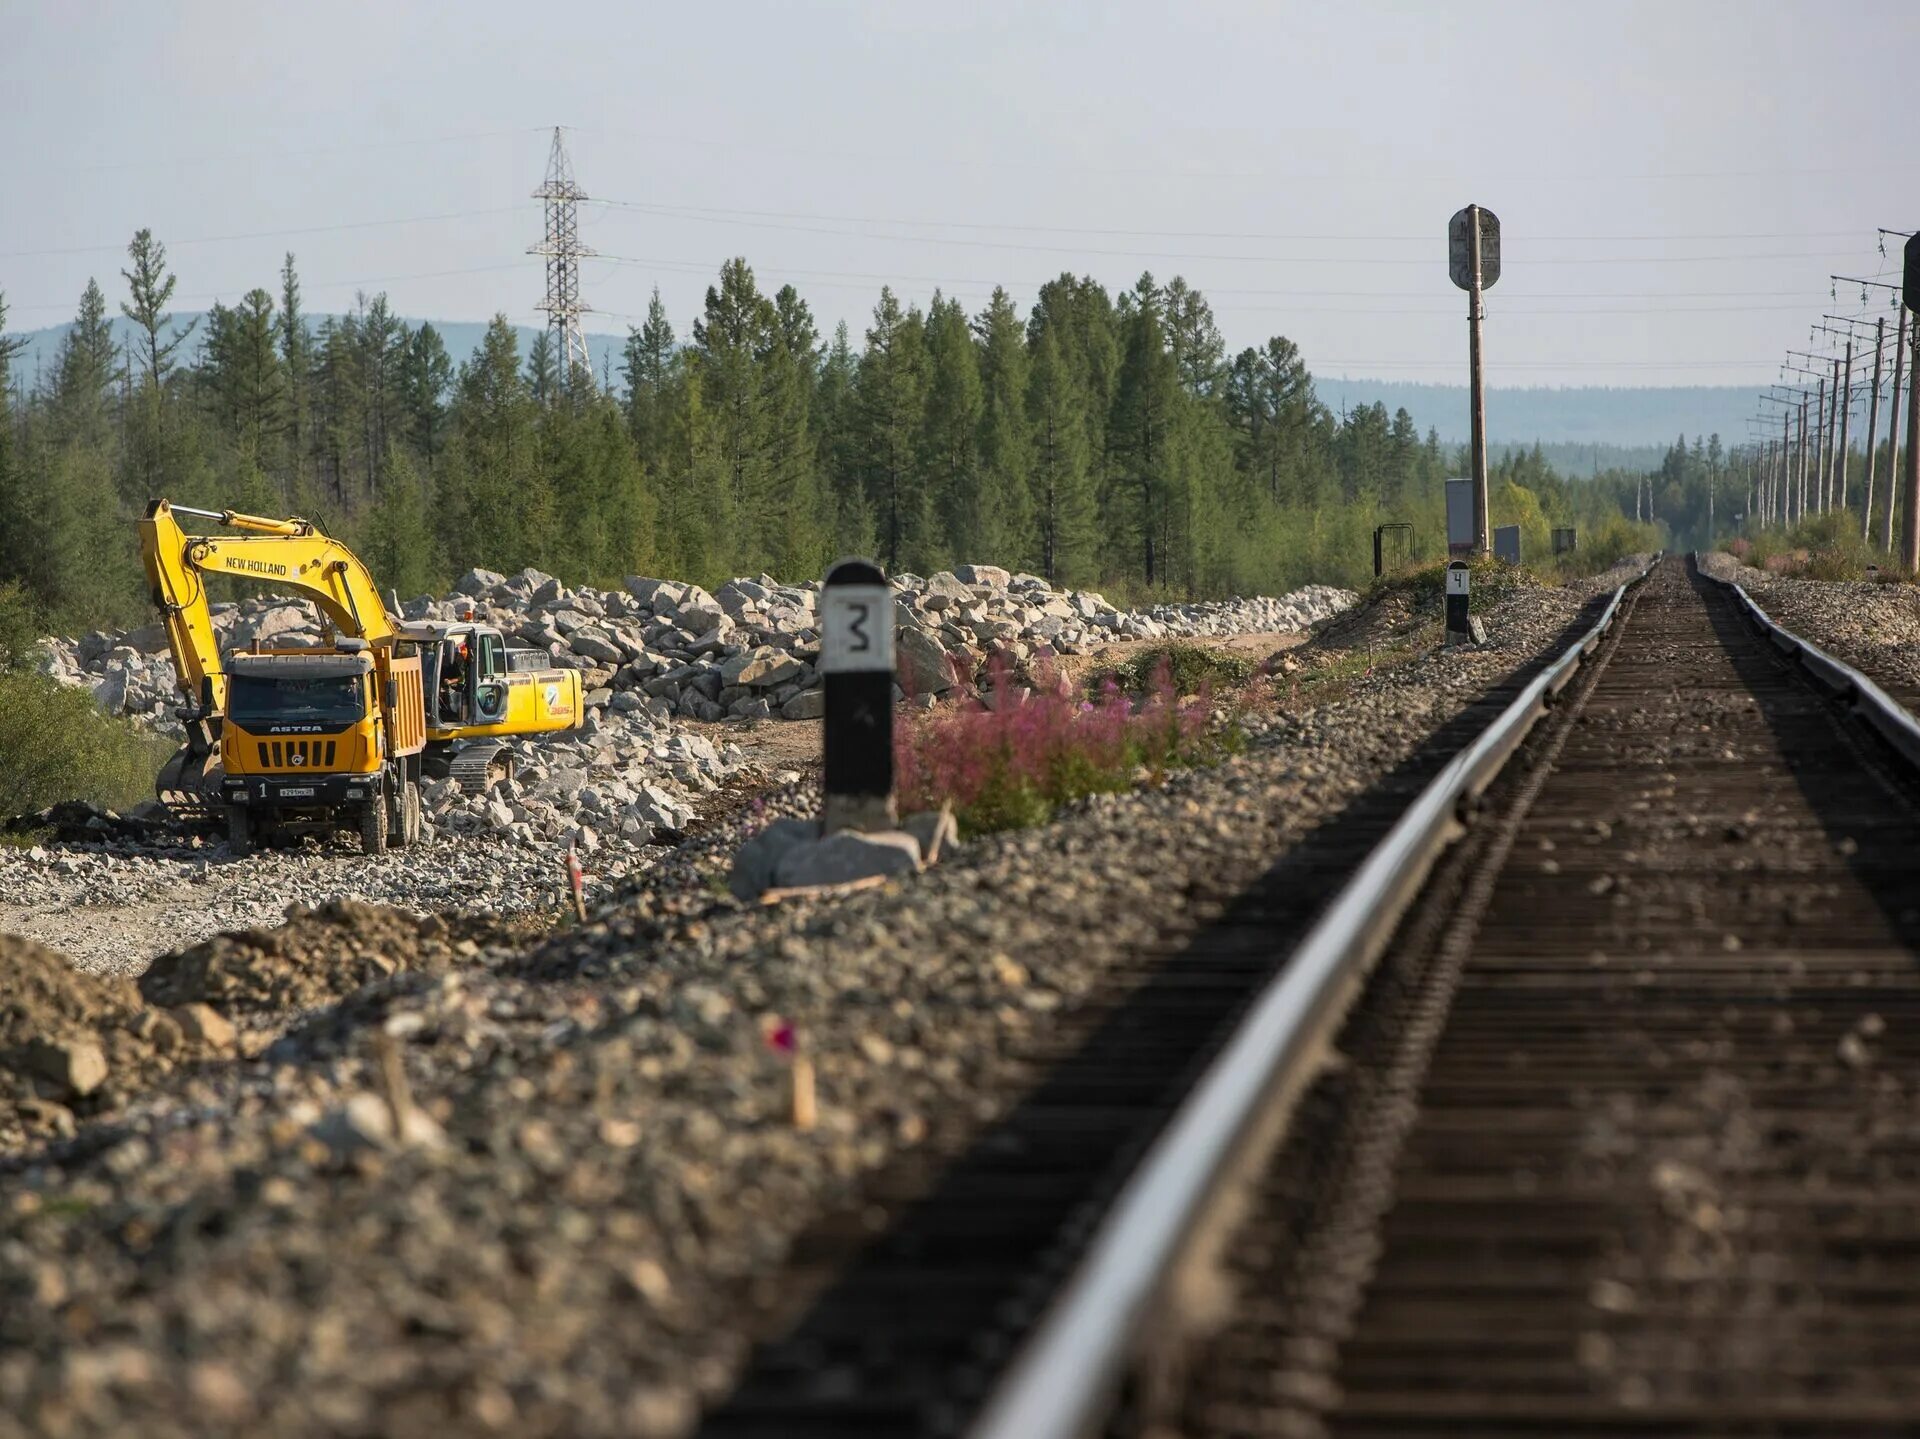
left=0, top=231, right=1658, bottom=631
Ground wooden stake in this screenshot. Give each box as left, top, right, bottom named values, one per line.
left=791, top=1057, right=817, bottom=1132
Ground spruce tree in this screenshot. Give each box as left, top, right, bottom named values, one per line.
left=857, top=288, right=931, bottom=572
left=693, top=258, right=777, bottom=569
left=918, top=292, right=982, bottom=565
left=620, top=288, right=677, bottom=475
left=1109, top=274, right=1175, bottom=586
left=1026, top=319, right=1097, bottom=585
left=972, top=287, right=1032, bottom=568
left=120, top=229, right=192, bottom=388
left=279, top=255, right=311, bottom=490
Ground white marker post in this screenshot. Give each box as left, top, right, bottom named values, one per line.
left=1445, top=560, right=1472, bottom=646
left=820, top=558, right=897, bottom=834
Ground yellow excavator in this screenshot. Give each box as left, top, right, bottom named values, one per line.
left=139, top=498, right=583, bottom=854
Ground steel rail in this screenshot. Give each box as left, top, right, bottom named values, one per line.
left=1700, top=560, right=1920, bottom=768
left=966, top=559, right=1657, bottom=1439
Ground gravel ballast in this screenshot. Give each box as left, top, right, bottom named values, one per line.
left=0, top=559, right=1644, bottom=1439
left=1699, top=552, right=1920, bottom=701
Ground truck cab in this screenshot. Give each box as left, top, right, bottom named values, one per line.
left=217, top=641, right=426, bottom=854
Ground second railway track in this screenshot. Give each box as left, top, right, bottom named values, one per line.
left=707, top=555, right=1920, bottom=1438
left=1175, top=554, right=1920, bottom=1437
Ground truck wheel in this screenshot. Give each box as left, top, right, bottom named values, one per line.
left=226, top=805, right=251, bottom=856
left=359, top=797, right=388, bottom=856
left=386, top=780, right=409, bottom=849
left=404, top=780, right=424, bottom=845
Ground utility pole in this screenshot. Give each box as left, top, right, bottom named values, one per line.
left=529, top=126, right=595, bottom=387
left=1906, top=314, right=1920, bottom=573
left=1467, top=207, right=1491, bottom=554
left=1799, top=395, right=1811, bottom=521
left=1837, top=338, right=1854, bottom=513
left=1863, top=318, right=1885, bottom=543
left=1816, top=374, right=1830, bottom=511
left=1890, top=314, right=1908, bottom=551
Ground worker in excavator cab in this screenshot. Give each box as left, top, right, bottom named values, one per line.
left=439, top=636, right=470, bottom=723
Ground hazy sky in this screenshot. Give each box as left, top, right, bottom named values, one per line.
left=3, top=0, right=1914, bottom=403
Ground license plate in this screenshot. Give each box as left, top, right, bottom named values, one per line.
left=278, top=787, right=316, bottom=798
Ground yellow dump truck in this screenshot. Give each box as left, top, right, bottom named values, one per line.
left=139, top=499, right=582, bottom=853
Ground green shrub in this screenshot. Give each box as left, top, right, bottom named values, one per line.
left=1094, top=643, right=1254, bottom=697
left=1748, top=511, right=1893, bottom=582
left=0, top=671, right=177, bottom=818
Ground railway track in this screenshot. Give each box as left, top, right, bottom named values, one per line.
left=704, top=555, right=1920, bottom=1438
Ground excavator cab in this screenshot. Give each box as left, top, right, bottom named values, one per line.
left=427, top=626, right=510, bottom=726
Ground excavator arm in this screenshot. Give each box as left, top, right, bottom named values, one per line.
left=139, top=499, right=398, bottom=708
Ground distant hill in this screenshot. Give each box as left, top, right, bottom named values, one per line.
left=6, top=314, right=1739, bottom=461
left=1315, top=377, right=1751, bottom=452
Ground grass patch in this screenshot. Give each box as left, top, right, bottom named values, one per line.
left=0, top=670, right=177, bottom=819
left=1746, top=511, right=1909, bottom=583
left=1364, top=555, right=1536, bottom=615
left=1091, top=642, right=1254, bottom=697
left=897, top=665, right=1235, bottom=836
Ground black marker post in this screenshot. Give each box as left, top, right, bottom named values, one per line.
left=821, top=558, right=897, bottom=834
left=1445, top=560, right=1472, bottom=646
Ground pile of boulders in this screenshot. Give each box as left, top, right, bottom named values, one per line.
left=425, top=714, right=743, bottom=849
left=34, top=564, right=1357, bottom=732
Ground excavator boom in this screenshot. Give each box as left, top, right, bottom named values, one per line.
left=140, top=499, right=397, bottom=713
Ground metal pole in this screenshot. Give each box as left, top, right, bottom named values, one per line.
left=1780, top=416, right=1790, bottom=527
left=1838, top=339, right=1854, bottom=514
left=1467, top=205, right=1490, bottom=555
left=1826, top=361, right=1841, bottom=509
left=1814, top=376, right=1828, bottom=513
left=1888, top=315, right=1908, bottom=552
left=1905, top=315, right=1920, bottom=573
left=1863, top=318, right=1885, bottom=543
left=1798, top=397, right=1810, bottom=523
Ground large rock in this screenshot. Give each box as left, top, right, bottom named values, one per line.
left=895, top=626, right=956, bottom=697
left=230, top=604, right=311, bottom=648
left=569, top=629, right=627, bottom=666
left=922, top=572, right=975, bottom=611
left=953, top=564, right=1011, bottom=589
left=771, top=830, right=923, bottom=890
left=453, top=567, right=507, bottom=597
left=728, top=817, right=821, bottom=900
left=25, top=1037, right=108, bottom=1099
left=780, top=688, right=826, bottom=720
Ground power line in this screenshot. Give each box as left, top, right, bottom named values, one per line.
left=581, top=196, right=1872, bottom=246
left=0, top=207, right=526, bottom=261
left=586, top=199, right=1876, bottom=267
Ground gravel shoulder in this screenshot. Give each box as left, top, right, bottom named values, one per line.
left=1698, top=552, right=1920, bottom=702
left=0, top=559, right=1647, bottom=1439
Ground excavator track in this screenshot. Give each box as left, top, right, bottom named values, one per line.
left=447, top=742, right=515, bottom=796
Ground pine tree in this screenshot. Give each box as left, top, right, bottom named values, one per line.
left=812, top=321, right=871, bottom=554
left=693, top=258, right=778, bottom=570
left=398, top=324, right=452, bottom=468
left=526, top=330, right=559, bottom=407
left=120, top=229, right=193, bottom=388
left=279, top=254, right=311, bottom=491
left=51, top=279, right=117, bottom=448
left=620, top=288, right=678, bottom=475
left=858, top=288, right=931, bottom=572
left=764, top=284, right=828, bottom=579
left=0, top=292, right=27, bottom=594
left=919, top=292, right=982, bottom=565
left=972, top=287, right=1032, bottom=568
left=1109, top=274, right=1176, bottom=586
left=438, top=316, right=547, bottom=572
left=1026, top=319, right=1097, bottom=585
